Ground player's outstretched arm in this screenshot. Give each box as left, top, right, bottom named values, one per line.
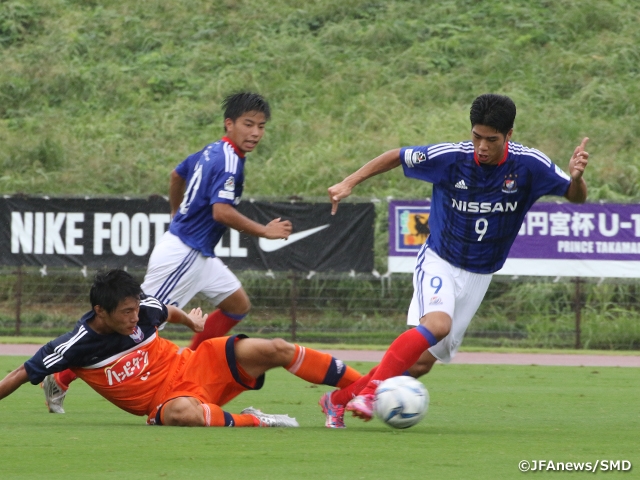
left=328, top=148, right=401, bottom=215
left=564, top=137, right=589, bottom=204
left=0, top=364, right=29, bottom=402
left=213, top=203, right=292, bottom=239
left=166, top=305, right=207, bottom=333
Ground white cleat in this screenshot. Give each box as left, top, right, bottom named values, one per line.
left=42, top=375, right=67, bottom=414
left=241, top=406, right=299, bottom=427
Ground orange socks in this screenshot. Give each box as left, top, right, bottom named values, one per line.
left=286, top=345, right=361, bottom=388
left=200, top=404, right=258, bottom=427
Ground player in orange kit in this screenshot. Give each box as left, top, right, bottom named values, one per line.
left=0, top=269, right=361, bottom=427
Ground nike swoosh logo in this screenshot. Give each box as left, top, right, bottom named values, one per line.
left=259, top=224, right=330, bottom=252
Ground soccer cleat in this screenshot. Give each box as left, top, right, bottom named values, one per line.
left=241, top=407, right=299, bottom=427
left=41, top=374, right=67, bottom=414
left=346, top=394, right=375, bottom=421
left=319, top=391, right=346, bottom=429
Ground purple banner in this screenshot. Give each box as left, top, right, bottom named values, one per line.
left=389, top=200, right=640, bottom=260
left=512, top=203, right=640, bottom=260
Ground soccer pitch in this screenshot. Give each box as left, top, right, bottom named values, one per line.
left=1, top=357, right=637, bottom=479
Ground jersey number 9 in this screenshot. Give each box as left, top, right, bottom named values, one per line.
left=475, top=218, right=488, bottom=241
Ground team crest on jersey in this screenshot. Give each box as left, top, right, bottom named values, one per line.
left=105, top=349, right=149, bottom=386
left=502, top=174, right=518, bottom=193
left=412, top=151, right=427, bottom=165
left=224, top=175, right=235, bottom=192
left=429, top=296, right=443, bottom=305
left=129, top=326, right=144, bottom=343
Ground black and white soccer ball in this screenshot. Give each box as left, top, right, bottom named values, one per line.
left=374, top=375, right=429, bottom=429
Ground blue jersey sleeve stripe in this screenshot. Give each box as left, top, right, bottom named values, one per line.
left=224, top=143, right=238, bottom=174
left=43, top=353, right=65, bottom=368
left=50, top=327, right=88, bottom=356
left=428, top=142, right=473, bottom=159
left=511, top=144, right=552, bottom=167
left=528, top=149, right=553, bottom=167
left=43, top=351, right=71, bottom=369
left=43, top=327, right=89, bottom=368
left=140, top=297, right=163, bottom=311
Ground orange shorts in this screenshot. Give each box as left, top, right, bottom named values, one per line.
left=147, top=335, right=264, bottom=424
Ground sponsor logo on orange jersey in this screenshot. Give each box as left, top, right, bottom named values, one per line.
left=105, top=349, right=149, bottom=386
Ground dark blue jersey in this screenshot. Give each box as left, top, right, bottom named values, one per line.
left=23, top=295, right=168, bottom=385
left=400, top=141, right=571, bottom=273
left=169, top=137, right=245, bottom=257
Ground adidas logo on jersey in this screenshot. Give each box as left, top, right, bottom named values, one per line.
left=455, top=179, right=468, bottom=189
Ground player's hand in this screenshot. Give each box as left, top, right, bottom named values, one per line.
left=569, top=137, right=589, bottom=180
left=187, top=307, right=206, bottom=332
left=328, top=181, right=352, bottom=215
left=263, top=218, right=292, bottom=239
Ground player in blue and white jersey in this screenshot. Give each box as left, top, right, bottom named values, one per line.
left=319, top=93, right=590, bottom=426
left=151, top=92, right=292, bottom=347
left=45, top=92, right=293, bottom=413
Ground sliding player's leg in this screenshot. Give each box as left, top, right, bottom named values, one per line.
left=233, top=337, right=361, bottom=388
left=233, top=337, right=363, bottom=429
left=157, top=396, right=297, bottom=427
left=150, top=337, right=298, bottom=427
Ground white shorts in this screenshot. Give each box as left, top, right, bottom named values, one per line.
left=141, top=231, right=241, bottom=308
left=407, top=246, right=492, bottom=363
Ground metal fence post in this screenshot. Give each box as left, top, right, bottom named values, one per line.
left=574, top=277, right=582, bottom=349
left=15, top=266, right=23, bottom=335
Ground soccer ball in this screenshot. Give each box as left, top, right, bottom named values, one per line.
left=374, top=376, right=429, bottom=429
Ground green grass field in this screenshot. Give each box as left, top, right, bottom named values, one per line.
left=1, top=356, right=637, bottom=479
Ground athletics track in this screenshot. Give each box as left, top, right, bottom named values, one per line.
left=1, top=344, right=639, bottom=367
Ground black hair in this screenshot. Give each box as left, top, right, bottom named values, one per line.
left=89, top=269, right=142, bottom=314
left=222, top=92, right=271, bottom=123
left=469, top=94, right=516, bottom=136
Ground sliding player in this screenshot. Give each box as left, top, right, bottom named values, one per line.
left=0, top=269, right=361, bottom=427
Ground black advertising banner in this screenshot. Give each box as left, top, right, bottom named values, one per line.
left=0, top=196, right=374, bottom=272
left=223, top=201, right=375, bottom=272
left=0, top=196, right=171, bottom=268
